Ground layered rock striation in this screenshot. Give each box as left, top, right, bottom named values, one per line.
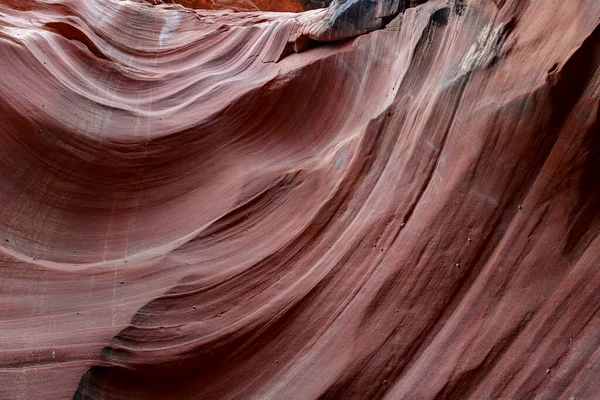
left=0, top=0, right=599, bottom=399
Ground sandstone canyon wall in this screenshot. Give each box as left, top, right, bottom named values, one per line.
left=0, top=0, right=599, bottom=399
left=145, top=0, right=331, bottom=13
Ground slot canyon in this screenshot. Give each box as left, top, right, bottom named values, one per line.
left=0, top=0, right=599, bottom=399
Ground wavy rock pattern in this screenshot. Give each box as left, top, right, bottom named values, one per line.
left=146, top=0, right=331, bottom=13
left=0, top=0, right=599, bottom=399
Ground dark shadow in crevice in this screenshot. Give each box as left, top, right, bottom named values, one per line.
left=45, top=22, right=109, bottom=61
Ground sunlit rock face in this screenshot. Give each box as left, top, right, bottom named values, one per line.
left=1, top=0, right=599, bottom=399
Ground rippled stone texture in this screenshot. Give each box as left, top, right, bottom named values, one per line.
left=147, top=0, right=331, bottom=12
left=0, top=0, right=599, bottom=399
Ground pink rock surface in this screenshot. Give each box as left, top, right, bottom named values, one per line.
left=0, top=0, right=599, bottom=399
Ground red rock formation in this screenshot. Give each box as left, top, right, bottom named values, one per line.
left=146, top=0, right=330, bottom=12
left=0, top=0, right=599, bottom=399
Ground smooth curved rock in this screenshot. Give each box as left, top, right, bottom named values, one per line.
left=146, top=0, right=331, bottom=12
left=0, top=0, right=599, bottom=399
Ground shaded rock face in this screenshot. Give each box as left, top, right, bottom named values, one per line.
left=0, top=0, right=599, bottom=399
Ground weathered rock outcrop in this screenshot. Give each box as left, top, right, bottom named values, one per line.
left=0, top=0, right=599, bottom=399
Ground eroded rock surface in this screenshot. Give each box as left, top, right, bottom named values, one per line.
left=0, top=0, right=599, bottom=399
left=146, top=0, right=331, bottom=12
